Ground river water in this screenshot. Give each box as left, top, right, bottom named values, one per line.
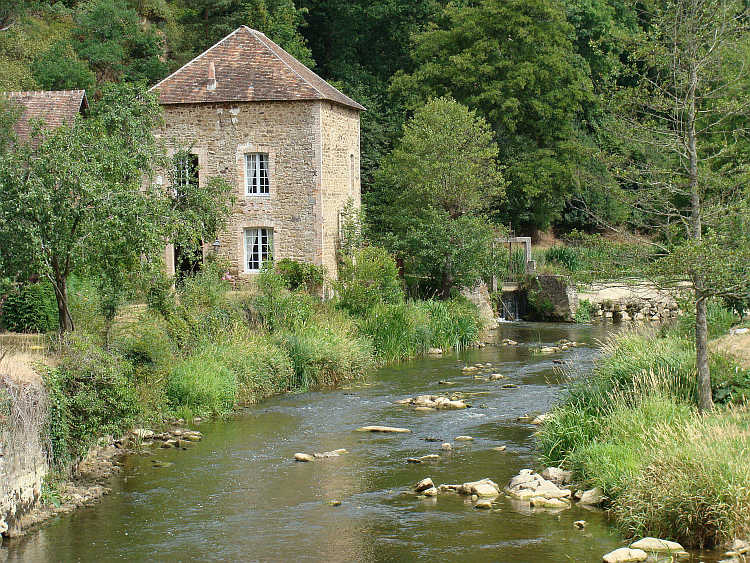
left=2, top=322, right=706, bottom=562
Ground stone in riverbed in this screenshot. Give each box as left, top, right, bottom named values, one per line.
left=455, top=435, right=473, bottom=441
left=530, top=496, right=569, bottom=509
left=294, top=453, right=314, bottom=462
left=577, top=487, right=605, bottom=506
left=541, top=467, right=573, bottom=486
left=492, top=446, right=507, bottom=452
left=422, top=487, right=438, bottom=497
left=505, top=469, right=572, bottom=501
left=489, top=373, right=505, bottom=381
left=475, top=499, right=493, bottom=509
left=441, top=443, right=452, bottom=451
left=602, top=547, right=647, bottom=563
left=414, top=478, right=435, bottom=492
left=356, top=426, right=411, bottom=433
left=574, top=520, right=586, bottom=530
left=427, top=348, right=443, bottom=355
left=406, top=455, right=440, bottom=464
left=630, top=537, right=685, bottom=553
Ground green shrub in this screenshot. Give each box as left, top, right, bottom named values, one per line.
left=45, top=333, right=140, bottom=468
left=336, top=246, right=404, bottom=316
left=113, top=316, right=175, bottom=368
left=68, top=276, right=105, bottom=335
left=544, top=245, right=580, bottom=272
left=245, top=268, right=317, bottom=331
left=575, top=298, right=595, bottom=323
left=667, top=299, right=738, bottom=340
left=275, top=258, right=325, bottom=292
left=1, top=281, right=59, bottom=333
left=166, top=355, right=237, bottom=416
left=277, top=321, right=375, bottom=389
left=199, top=333, right=295, bottom=404
left=420, top=298, right=481, bottom=351
left=357, top=302, right=430, bottom=362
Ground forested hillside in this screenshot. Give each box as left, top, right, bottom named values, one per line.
left=0, top=0, right=667, bottom=236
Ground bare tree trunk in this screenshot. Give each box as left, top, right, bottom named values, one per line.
left=52, top=270, right=74, bottom=333
left=687, top=54, right=713, bottom=411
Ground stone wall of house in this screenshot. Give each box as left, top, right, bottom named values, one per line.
left=156, top=100, right=329, bottom=284
left=320, top=102, right=361, bottom=279
left=0, top=377, right=47, bottom=538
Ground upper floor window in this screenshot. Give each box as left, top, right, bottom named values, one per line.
left=246, top=153, right=270, bottom=195
left=172, top=152, right=199, bottom=205
left=245, top=227, right=272, bottom=272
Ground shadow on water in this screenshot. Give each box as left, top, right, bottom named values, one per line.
left=0, top=322, right=723, bottom=562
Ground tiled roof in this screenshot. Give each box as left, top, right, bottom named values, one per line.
left=3, top=90, right=88, bottom=141
left=150, top=27, right=365, bottom=111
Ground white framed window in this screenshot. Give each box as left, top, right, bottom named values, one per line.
left=245, top=153, right=270, bottom=195
left=172, top=152, right=199, bottom=201
left=245, top=228, right=272, bottom=272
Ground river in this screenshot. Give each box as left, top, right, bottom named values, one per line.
left=1, top=321, right=696, bottom=562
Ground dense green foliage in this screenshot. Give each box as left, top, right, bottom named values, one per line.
left=0, top=281, right=59, bottom=332
left=45, top=333, right=141, bottom=467
left=370, top=98, right=503, bottom=297
left=335, top=246, right=404, bottom=316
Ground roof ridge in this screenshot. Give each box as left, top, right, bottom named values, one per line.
left=149, top=27, right=245, bottom=92
left=247, top=28, right=326, bottom=101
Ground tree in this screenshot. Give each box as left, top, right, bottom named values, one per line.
left=370, top=97, right=505, bottom=297
left=392, top=0, right=594, bottom=232
left=0, top=83, right=234, bottom=332
left=72, top=0, right=169, bottom=84
left=610, top=0, right=750, bottom=411
left=32, top=40, right=96, bottom=92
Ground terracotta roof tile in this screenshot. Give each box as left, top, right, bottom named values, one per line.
left=3, top=90, right=88, bottom=141
left=150, top=27, right=364, bottom=111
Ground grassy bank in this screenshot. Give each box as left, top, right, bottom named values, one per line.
left=537, top=306, right=750, bottom=548
left=34, top=256, right=482, bottom=472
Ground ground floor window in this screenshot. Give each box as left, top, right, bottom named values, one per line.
left=245, top=227, right=272, bottom=272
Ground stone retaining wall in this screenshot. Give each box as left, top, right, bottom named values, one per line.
left=578, top=282, right=685, bottom=322
left=0, top=376, right=48, bottom=538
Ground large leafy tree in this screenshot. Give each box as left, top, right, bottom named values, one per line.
left=392, top=0, right=594, bottom=232
left=299, top=0, right=437, bottom=192
left=0, top=83, right=234, bottom=332
left=72, top=0, right=169, bottom=84
left=609, top=0, right=750, bottom=410
left=371, top=97, right=505, bottom=297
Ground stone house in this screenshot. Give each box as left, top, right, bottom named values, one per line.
left=149, top=26, right=364, bottom=283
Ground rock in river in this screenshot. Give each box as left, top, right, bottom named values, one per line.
left=505, top=469, right=571, bottom=501
left=576, top=487, right=605, bottom=506
left=414, top=478, right=435, bottom=492
left=630, top=537, right=685, bottom=554
left=474, top=499, right=493, bottom=509
left=454, top=435, right=473, bottom=441
left=294, top=453, right=314, bottom=462
left=356, top=426, right=411, bottom=433
left=602, top=548, right=647, bottom=563
left=541, top=467, right=572, bottom=486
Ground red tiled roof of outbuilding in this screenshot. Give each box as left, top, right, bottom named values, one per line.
left=149, top=26, right=365, bottom=111
left=3, top=90, right=88, bottom=141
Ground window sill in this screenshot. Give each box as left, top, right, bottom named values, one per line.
left=245, top=193, right=272, bottom=198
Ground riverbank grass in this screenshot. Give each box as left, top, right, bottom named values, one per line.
left=537, top=319, right=750, bottom=549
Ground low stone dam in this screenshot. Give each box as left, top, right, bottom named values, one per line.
left=0, top=322, right=724, bottom=562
